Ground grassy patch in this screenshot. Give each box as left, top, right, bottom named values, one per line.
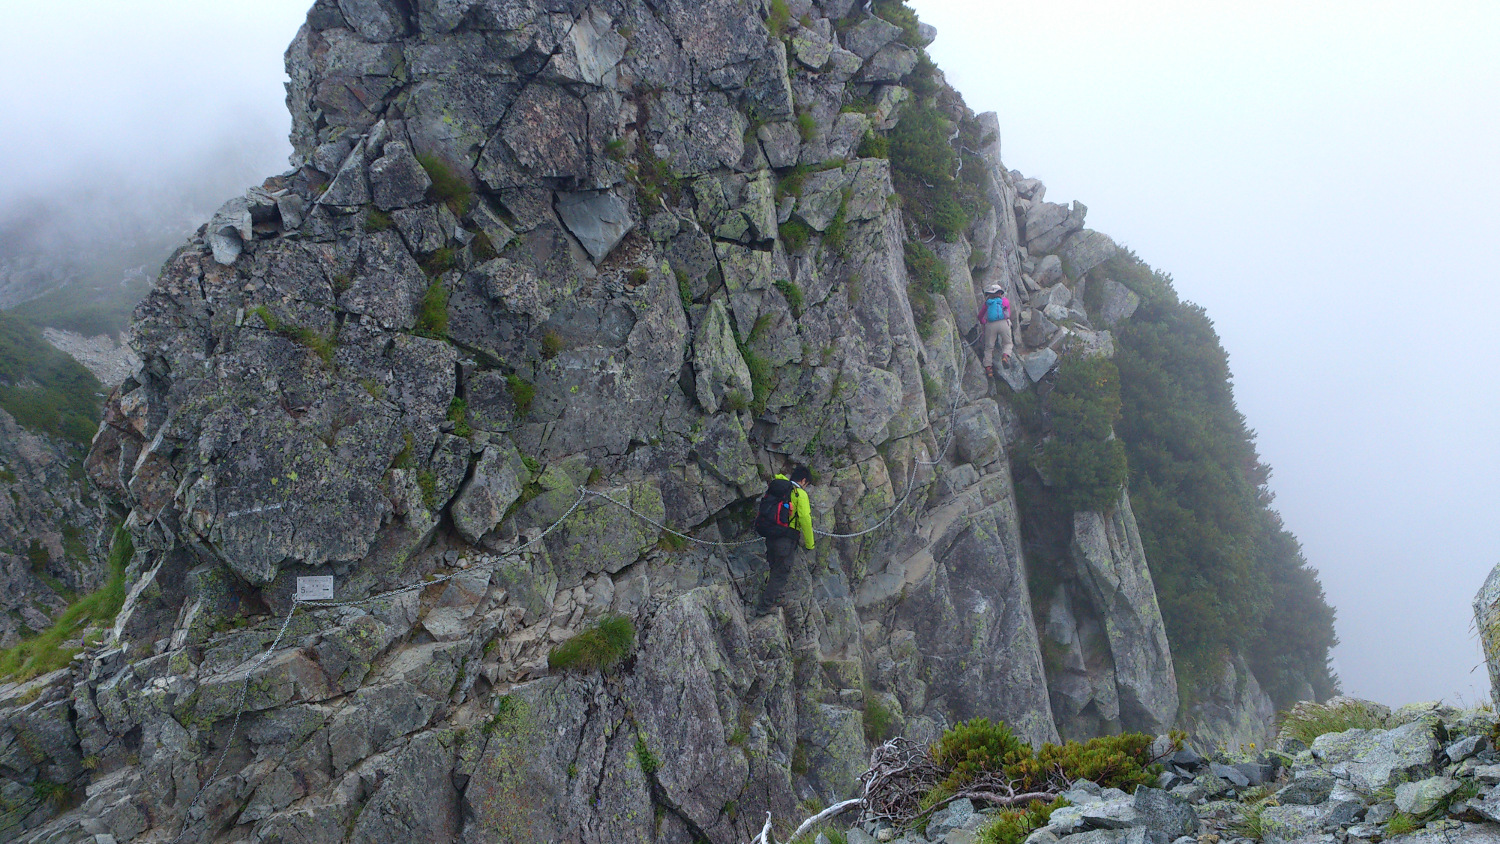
left=415, top=279, right=450, bottom=338
left=416, top=153, right=474, bottom=216
left=780, top=218, right=811, bottom=252
left=863, top=691, right=897, bottom=743
left=796, top=111, right=818, bottom=142
left=364, top=209, right=394, bottom=232
left=858, top=130, right=890, bottom=159
left=675, top=267, right=693, bottom=310
left=767, top=0, right=791, bottom=36
left=506, top=374, right=534, bottom=418
left=1278, top=699, right=1387, bottom=746
left=0, top=525, right=130, bottom=681
left=548, top=615, right=635, bottom=672
left=251, top=306, right=336, bottom=365
left=636, top=733, right=661, bottom=775
left=904, top=241, right=948, bottom=294
left=541, top=330, right=564, bottom=360
left=0, top=310, right=104, bottom=447
left=417, top=470, right=438, bottom=510
left=447, top=396, right=472, bottom=438
left=776, top=163, right=810, bottom=200
left=823, top=191, right=851, bottom=255
left=774, top=279, right=804, bottom=316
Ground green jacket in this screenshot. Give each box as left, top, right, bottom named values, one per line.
left=774, top=473, right=815, bottom=550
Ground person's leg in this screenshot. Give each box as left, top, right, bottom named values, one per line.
left=758, top=536, right=795, bottom=614
left=982, top=321, right=1003, bottom=371
left=998, top=320, right=1014, bottom=363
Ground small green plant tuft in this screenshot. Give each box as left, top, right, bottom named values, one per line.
left=470, top=231, right=498, bottom=262
left=506, top=374, right=534, bottom=417
left=541, top=330, right=564, bottom=360
left=767, top=0, right=791, bottom=37
left=416, top=153, right=474, bottom=216
left=415, top=279, right=450, bottom=337
left=364, top=209, right=394, bottom=232
left=605, top=138, right=627, bottom=161
left=420, top=247, right=457, bottom=278
left=776, top=163, right=810, bottom=200
left=823, top=191, right=850, bottom=254
left=252, top=306, right=337, bottom=364
left=417, top=470, right=438, bottom=510
left=447, top=396, right=472, bottom=437
left=1385, top=811, right=1420, bottom=837
left=863, top=691, right=897, bottom=743
left=796, top=111, right=818, bottom=142
left=674, top=267, right=693, bottom=310
left=548, top=615, right=636, bottom=672
left=774, top=279, right=804, bottom=315
left=628, top=267, right=650, bottom=286
left=779, top=218, right=811, bottom=252
left=858, top=130, right=889, bottom=159
left=904, top=241, right=949, bottom=294
left=1278, top=699, right=1388, bottom=746
left=635, top=733, right=661, bottom=775
left=978, top=798, right=1070, bottom=844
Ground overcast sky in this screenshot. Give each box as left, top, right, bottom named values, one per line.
left=2, top=1, right=1497, bottom=706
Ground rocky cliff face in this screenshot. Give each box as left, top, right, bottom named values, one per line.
left=0, top=410, right=108, bottom=649
left=0, top=0, right=1279, bottom=840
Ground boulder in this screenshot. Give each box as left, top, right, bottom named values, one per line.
left=691, top=299, right=754, bottom=415
left=1311, top=720, right=1440, bottom=791
left=369, top=141, right=432, bottom=210
left=450, top=440, right=527, bottom=543
left=1098, top=279, right=1141, bottom=326
left=1474, top=562, right=1500, bottom=703
left=1276, top=775, right=1335, bottom=805
left=952, top=400, right=1005, bottom=467
left=1394, top=777, right=1462, bottom=816
left=1132, top=787, right=1198, bottom=840
left=841, top=16, right=902, bottom=59
left=1060, top=229, right=1118, bottom=277
left=1034, top=254, right=1065, bottom=286
left=555, top=190, right=635, bottom=263
left=1021, top=347, right=1058, bottom=382
left=1259, top=805, right=1330, bottom=844
left=1025, top=201, right=1087, bottom=254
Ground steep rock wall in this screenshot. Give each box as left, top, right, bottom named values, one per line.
left=0, top=0, right=1278, bottom=840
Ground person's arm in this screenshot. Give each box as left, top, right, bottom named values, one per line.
left=794, top=488, right=815, bottom=550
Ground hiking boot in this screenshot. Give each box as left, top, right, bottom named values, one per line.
left=1002, top=353, right=1011, bottom=365
left=985, top=364, right=993, bottom=377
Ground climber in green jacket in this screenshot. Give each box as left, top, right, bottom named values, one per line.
left=753, top=466, right=815, bottom=616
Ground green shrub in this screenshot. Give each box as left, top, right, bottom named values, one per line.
left=929, top=718, right=1167, bottom=798
left=774, top=279, right=804, bottom=315
left=780, top=218, right=811, bottom=252
left=904, top=241, right=948, bottom=294
left=858, top=130, right=890, bottom=159
left=776, top=163, right=810, bottom=200
left=506, top=374, right=534, bottom=417
left=978, top=798, right=1070, bottom=844
left=767, top=0, right=791, bottom=36
left=1037, top=355, right=1127, bottom=512
left=674, top=267, right=693, bottom=310
left=364, top=209, right=394, bottom=232
left=447, top=396, right=472, bottom=438
left=605, top=138, right=627, bottom=161
left=415, top=279, right=450, bottom=337
left=0, top=525, right=130, bottom=681
left=548, top=615, right=636, bottom=672
left=737, top=342, right=772, bottom=416
left=636, top=733, right=661, bottom=775
left=1233, top=804, right=1268, bottom=841
left=541, top=330, right=564, bottom=360
left=634, top=146, right=681, bottom=211
left=863, top=692, right=897, bottom=743
left=823, top=192, right=851, bottom=254
left=416, top=153, right=474, bottom=216
left=872, top=0, right=924, bottom=46
left=797, top=111, right=818, bottom=142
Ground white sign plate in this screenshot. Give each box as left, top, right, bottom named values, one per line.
left=296, top=576, right=335, bottom=600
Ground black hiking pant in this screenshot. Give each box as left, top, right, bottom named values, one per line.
left=758, top=534, right=799, bottom=614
